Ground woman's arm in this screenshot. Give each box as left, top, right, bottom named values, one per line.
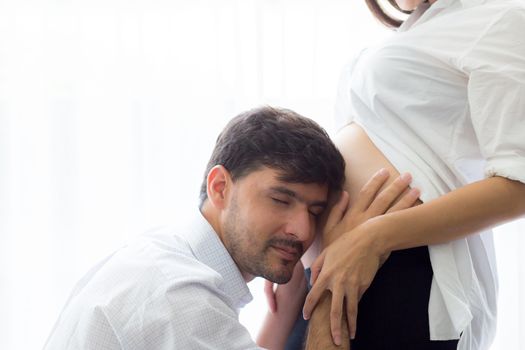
left=376, top=176, right=525, bottom=251
left=303, top=176, right=525, bottom=347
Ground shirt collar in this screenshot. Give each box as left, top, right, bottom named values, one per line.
left=182, top=210, right=253, bottom=309
left=398, top=0, right=485, bottom=32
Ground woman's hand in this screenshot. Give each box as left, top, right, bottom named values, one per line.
left=323, top=170, right=418, bottom=245
left=304, top=222, right=382, bottom=344
left=303, top=169, right=421, bottom=346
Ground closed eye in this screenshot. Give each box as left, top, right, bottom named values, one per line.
left=309, top=210, right=322, bottom=218
left=272, top=198, right=289, bottom=205
left=309, top=207, right=325, bottom=218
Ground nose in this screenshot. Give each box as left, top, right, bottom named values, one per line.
left=283, top=207, right=313, bottom=243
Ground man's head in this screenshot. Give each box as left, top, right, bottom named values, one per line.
left=200, top=106, right=345, bottom=283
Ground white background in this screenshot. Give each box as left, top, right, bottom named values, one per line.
left=0, top=1, right=523, bottom=349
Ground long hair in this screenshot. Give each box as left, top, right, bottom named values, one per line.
left=364, top=0, right=412, bottom=28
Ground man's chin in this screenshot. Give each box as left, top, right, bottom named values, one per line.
left=266, top=273, right=292, bottom=284
left=258, top=252, right=301, bottom=283
left=263, top=264, right=295, bottom=284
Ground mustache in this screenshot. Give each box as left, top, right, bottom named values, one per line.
left=267, top=238, right=304, bottom=256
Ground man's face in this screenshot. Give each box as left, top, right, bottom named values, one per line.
left=221, top=167, right=328, bottom=284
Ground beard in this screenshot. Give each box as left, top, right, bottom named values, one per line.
left=222, top=195, right=303, bottom=284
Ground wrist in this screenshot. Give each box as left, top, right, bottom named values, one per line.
left=361, top=215, right=394, bottom=257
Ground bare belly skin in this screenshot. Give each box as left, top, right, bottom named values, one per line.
left=334, top=123, right=402, bottom=206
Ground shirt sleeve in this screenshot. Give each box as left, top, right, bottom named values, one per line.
left=460, top=8, right=525, bottom=184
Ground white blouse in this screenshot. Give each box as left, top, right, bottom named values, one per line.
left=335, top=0, right=525, bottom=349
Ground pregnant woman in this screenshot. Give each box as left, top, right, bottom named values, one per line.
left=300, top=0, right=525, bottom=349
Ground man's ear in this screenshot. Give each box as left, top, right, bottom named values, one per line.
left=206, top=165, right=232, bottom=210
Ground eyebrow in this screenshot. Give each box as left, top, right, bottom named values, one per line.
left=269, top=186, right=327, bottom=208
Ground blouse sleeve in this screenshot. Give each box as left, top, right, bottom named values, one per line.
left=460, top=8, right=525, bottom=184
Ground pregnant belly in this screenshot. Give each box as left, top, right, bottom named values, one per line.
left=302, top=123, right=422, bottom=267
left=334, top=123, right=417, bottom=207
left=333, top=125, right=435, bottom=342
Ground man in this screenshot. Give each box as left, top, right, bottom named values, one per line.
left=43, top=106, right=343, bottom=349
left=44, top=106, right=414, bottom=349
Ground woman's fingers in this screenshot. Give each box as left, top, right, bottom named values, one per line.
left=386, top=187, right=420, bottom=213
left=367, top=172, right=413, bottom=215
left=305, top=252, right=329, bottom=320
left=346, top=290, right=359, bottom=340
left=309, top=251, right=325, bottom=286
left=324, top=191, right=350, bottom=235
left=263, top=280, right=277, bottom=313
left=330, top=287, right=345, bottom=346
left=302, top=275, right=327, bottom=320
left=350, top=168, right=390, bottom=213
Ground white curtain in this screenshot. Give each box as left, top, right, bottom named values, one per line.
left=0, top=1, right=522, bottom=349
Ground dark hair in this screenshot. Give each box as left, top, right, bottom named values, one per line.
left=364, top=0, right=412, bottom=28
left=199, top=106, right=345, bottom=207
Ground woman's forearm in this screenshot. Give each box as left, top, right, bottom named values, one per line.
left=374, top=176, right=525, bottom=254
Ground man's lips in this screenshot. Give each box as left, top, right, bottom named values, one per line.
left=271, top=245, right=300, bottom=261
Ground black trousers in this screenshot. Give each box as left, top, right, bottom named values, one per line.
left=285, top=247, right=459, bottom=350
